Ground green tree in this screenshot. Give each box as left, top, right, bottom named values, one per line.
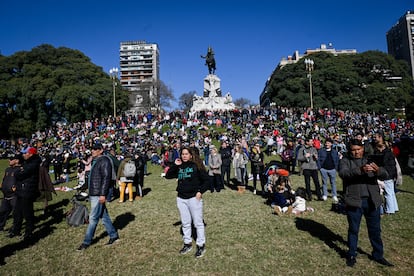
left=265, top=51, right=414, bottom=113
left=0, top=44, right=129, bottom=138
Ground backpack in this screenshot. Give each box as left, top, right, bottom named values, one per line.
left=66, top=199, right=89, bottom=227
left=123, top=160, right=137, bottom=178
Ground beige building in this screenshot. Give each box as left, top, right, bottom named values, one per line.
left=120, top=41, right=160, bottom=113
left=387, top=11, right=414, bottom=79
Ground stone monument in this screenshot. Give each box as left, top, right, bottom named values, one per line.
left=190, top=47, right=235, bottom=113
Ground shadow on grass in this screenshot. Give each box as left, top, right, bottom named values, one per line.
left=294, top=217, right=369, bottom=259
left=395, top=188, right=414, bottom=195
left=142, top=188, right=152, bottom=197
left=228, top=178, right=239, bottom=191
left=92, top=212, right=136, bottom=245
left=0, top=198, right=69, bottom=266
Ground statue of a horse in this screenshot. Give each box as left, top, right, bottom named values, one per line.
left=201, top=46, right=216, bottom=75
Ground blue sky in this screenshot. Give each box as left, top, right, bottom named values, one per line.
left=0, top=0, right=411, bottom=106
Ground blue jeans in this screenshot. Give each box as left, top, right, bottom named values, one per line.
left=320, top=168, right=337, bottom=197
left=346, top=198, right=383, bottom=259
left=83, top=196, right=118, bottom=245
left=383, top=179, right=399, bottom=214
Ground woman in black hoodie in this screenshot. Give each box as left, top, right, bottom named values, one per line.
left=166, top=146, right=209, bottom=258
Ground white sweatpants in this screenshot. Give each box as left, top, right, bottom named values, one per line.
left=177, top=196, right=205, bottom=246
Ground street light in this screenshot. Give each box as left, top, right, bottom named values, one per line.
left=304, top=58, right=314, bottom=109
left=109, top=67, right=119, bottom=118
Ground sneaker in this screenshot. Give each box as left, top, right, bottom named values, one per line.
left=346, top=256, right=356, bottom=267
left=106, top=237, right=120, bottom=245
left=195, top=245, right=206, bottom=258
left=77, top=243, right=89, bottom=251
left=179, top=243, right=192, bottom=255
left=253, top=189, right=257, bottom=195
left=322, top=195, right=328, bottom=201
left=332, top=196, right=339, bottom=203
left=370, top=257, right=394, bottom=267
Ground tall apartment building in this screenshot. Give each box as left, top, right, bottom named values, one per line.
left=386, top=11, right=414, bottom=79
left=119, top=41, right=160, bottom=113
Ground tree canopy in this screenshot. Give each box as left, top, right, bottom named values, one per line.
left=0, top=44, right=129, bottom=138
left=265, top=51, right=414, bottom=113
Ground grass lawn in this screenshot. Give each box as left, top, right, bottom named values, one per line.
left=0, top=157, right=413, bottom=275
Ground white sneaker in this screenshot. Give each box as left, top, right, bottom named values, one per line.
left=332, top=196, right=338, bottom=203
left=322, top=195, right=328, bottom=201
left=253, top=189, right=257, bottom=195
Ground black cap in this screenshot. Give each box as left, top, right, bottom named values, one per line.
left=9, top=153, right=23, bottom=163
left=349, top=138, right=363, bottom=147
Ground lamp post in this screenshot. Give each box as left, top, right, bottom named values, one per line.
left=305, top=58, right=314, bottom=109
left=109, top=67, right=119, bottom=118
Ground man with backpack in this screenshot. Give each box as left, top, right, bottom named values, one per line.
left=117, top=153, right=136, bottom=203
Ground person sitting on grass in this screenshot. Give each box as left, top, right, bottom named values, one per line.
left=271, top=181, right=293, bottom=216
left=291, top=187, right=314, bottom=215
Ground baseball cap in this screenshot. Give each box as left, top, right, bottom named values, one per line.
left=21, top=147, right=37, bottom=155
left=9, top=153, right=23, bottom=163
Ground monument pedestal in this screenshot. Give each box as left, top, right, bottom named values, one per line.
left=190, top=74, right=235, bottom=113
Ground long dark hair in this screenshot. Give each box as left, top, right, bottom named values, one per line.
left=181, top=146, right=206, bottom=172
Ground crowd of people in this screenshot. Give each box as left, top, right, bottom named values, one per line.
left=0, top=106, right=412, bottom=263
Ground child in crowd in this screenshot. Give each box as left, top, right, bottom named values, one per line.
left=271, top=178, right=293, bottom=216
left=291, top=187, right=314, bottom=215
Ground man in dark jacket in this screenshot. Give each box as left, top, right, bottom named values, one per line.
left=318, top=138, right=340, bottom=203
left=9, top=147, right=41, bottom=240
left=339, top=139, right=393, bottom=267
left=133, top=149, right=146, bottom=200
left=219, top=141, right=232, bottom=187
left=77, top=143, right=119, bottom=250
left=0, top=154, right=23, bottom=231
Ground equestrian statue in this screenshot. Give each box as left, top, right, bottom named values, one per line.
left=201, top=46, right=216, bottom=74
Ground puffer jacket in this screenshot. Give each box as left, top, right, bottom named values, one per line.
left=15, top=154, right=42, bottom=199
left=1, top=166, right=20, bottom=198
left=88, top=155, right=113, bottom=196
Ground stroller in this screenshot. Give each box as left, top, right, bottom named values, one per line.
left=263, top=160, right=290, bottom=204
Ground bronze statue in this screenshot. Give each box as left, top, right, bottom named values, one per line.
left=201, top=46, right=216, bottom=74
